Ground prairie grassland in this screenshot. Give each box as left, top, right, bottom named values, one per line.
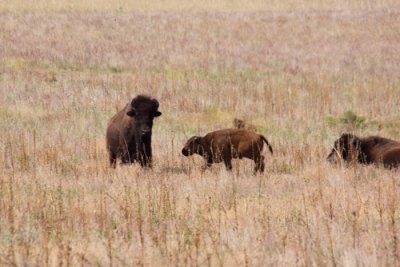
left=1, top=0, right=400, bottom=11
left=1, top=5, right=400, bottom=267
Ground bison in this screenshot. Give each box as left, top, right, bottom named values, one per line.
left=106, top=95, right=162, bottom=168
left=327, top=133, right=400, bottom=168
left=182, top=129, right=273, bottom=173
left=233, top=118, right=257, bottom=132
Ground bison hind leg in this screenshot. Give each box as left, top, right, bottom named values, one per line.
left=254, top=155, right=265, bottom=173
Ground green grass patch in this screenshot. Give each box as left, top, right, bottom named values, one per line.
left=325, top=110, right=367, bottom=129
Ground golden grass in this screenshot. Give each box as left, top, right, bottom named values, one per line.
left=0, top=0, right=399, bottom=11
left=0, top=8, right=400, bottom=266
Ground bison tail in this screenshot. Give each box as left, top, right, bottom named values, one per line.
left=260, top=135, right=273, bottom=155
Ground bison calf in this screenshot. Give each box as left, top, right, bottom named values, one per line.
left=327, top=133, right=400, bottom=169
left=106, top=95, right=162, bottom=168
left=182, top=129, right=273, bottom=173
left=233, top=118, right=257, bottom=132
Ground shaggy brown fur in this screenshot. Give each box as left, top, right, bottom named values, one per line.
left=327, top=133, right=400, bottom=168
left=182, top=129, right=273, bottom=173
left=233, top=118, right=257, bottom=131
left=106, top=95, right=162, bottom=168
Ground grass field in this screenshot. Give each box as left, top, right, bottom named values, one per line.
left=1, top=1, right=400, bottom=266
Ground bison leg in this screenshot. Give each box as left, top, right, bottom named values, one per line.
left=254, top=155, right=265, bottom=173
left=121, top=151, right=133, bottom=164
left=139, top=156, right=151, bottom=168
left=223, top=158, right=233, bottom=171
left=138, top=151, right=152, bottom=168
left=207, top=155, right=213, bottom=168
left=109, top=153, right=117, bottom=168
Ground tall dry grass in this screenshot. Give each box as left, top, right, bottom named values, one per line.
left=0, top=0, right=399, bottom=11
left=0, top=6, right=400, bottom=266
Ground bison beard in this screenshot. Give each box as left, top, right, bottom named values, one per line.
left=106, top=95, right=162, bottom=168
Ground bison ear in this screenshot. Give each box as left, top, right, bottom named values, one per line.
left=126, top=109, right=137, bottom=117
left=193, top=136, right=201, bottom=143
left=152, top=99, right=159, bottom=109
left=153, top=111, right=162, bottom=117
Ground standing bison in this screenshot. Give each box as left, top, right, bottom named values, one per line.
left=327, top=133, right=400, bottom=169
left=106, top=95, right=162, bottom=168
left=182, top=129, right=273, bottom=173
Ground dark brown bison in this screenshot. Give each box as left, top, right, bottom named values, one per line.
left=106, top=95, right=162, bottom=168
left=182, top=129, right=273, bottom=173
left=327, top=133, right=400, bottom=168
left=233, top=118, right=257, bottom=132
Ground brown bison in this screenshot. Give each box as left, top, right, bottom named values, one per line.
left=106, top=95, right=162, bottom=168
left=327, top=133, right=400, bottom=168
left=182, top=129, right=273, bottom=173
left=233, top=118, right=257, bottom=132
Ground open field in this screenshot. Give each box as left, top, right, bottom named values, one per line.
left=1, top=3, right=400, bottom=266
left=1, top=0, right=400, bottom=11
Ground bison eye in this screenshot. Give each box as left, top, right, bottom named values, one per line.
left=126, top=110, right=137, bottom=117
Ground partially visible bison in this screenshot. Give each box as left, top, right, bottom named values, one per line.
left=233, top=118, right=257, bottom=132
left=182, top=129, right=273, bottom=173
left=327, top=133, right=400, bottom=168
left=106, top=95, right=162, bottom=168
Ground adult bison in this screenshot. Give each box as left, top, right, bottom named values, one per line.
left=106, top=95, right=162, bottom=168
left=182, top=129, right=273, bottom=173
left=327, top=133, right=400, bottom=168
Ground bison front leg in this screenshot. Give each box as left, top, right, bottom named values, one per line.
left=201, top=155, right=213, bottom=172
left=223, top=158, right=233, bottom=171
left=138, top=140, right=152, bottom=168
left=109, top=153, right=117, bottom=168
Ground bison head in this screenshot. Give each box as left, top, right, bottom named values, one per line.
left=126, top=95, right=162, bottom=136
left=327, top=133, right=362, bottom=164
left=233, top=118, right=246, bottom=129
left=182, top=136, right=203, bottom=156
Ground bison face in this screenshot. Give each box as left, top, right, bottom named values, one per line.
left=327, top=133, right=361, bottom=164
left=182, top=136, right=202, bottom=156
left=233, top=118, right=246, bottom=129
left=127, top=110, right=162, bottom=136
left=126, top=96, right=162, bottom=136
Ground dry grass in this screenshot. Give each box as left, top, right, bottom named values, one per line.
left=1, top=6, right=400, bottom=266
left=1, top=0, right=399, bottom=11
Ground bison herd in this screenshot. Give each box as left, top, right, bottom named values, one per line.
left=106, top=95, right=400, bottom=173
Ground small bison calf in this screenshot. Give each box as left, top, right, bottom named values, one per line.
left=233, top=118, right=257, bottom=132
left=182, top=129, right=273, bottom=173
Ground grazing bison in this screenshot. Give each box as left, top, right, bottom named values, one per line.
left=233, top=118, right=257, bottom=132
left=106, top=95, right=162, bottom=168
left=327, top=133, right=400, bottom=168
left=182, top=129, right=273, bottom=173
